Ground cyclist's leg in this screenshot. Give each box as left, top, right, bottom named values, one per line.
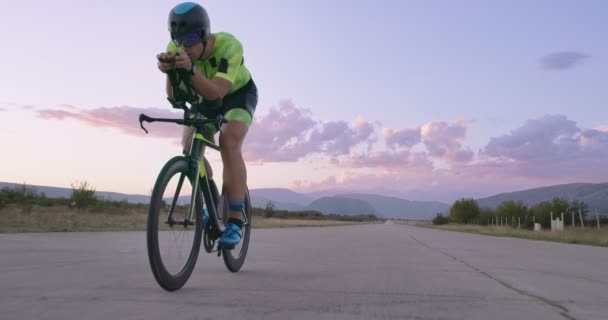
left=220, top=113, right=250, bottom=220
left=218, top=81, right=257, bottom=245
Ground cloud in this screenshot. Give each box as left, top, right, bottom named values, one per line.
left=480, top=114, right=608, bottom=179
left=244, top=100, right=375, bottom=162
left=37, top=105, right=182, bottom=139
left=343, top=120, right=474, bottom=172
left=289, top=169, right=524, bottom=203
left=383, top=127, right=421, bottom=149
left=292, top=115, right=608, bottom=202
left=539, top=51, right=589, bottom=70
left=0, top=108, right=6, bottom=112
left=421, top=120, right=474, bottom=164
left=338, top=150, right=433, bottom=172
left=596, top=125, right=608, bottom=132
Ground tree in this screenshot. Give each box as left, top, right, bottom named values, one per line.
left=70, top=180, right=97, bottom=209
left=449, top=198, right=480, bottom=224
left=474, top=208, right=496, bottom=225
left=530, top=201, right=553, bottom=229
left=551, top=197, right=569, bottom=218
left=432, top=213, right=449, bottom=225
left=264, top=200, right=275, bottom=218
left=495, top=200, right=528, bottom=226
left=569, top=200, right=589, bottom=225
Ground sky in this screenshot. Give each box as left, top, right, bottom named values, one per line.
left=1, top=0, right=607, bottom=203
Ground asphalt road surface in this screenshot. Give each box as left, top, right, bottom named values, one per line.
left=2, top=222, right=607, bottom=320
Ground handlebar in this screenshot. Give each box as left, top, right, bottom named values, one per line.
left=138, top=112, right=228, bottom=134
left=139, top=62, right=226, bottom=134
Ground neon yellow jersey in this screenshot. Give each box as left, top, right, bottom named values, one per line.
left=167, top=32, right=252, bottom=95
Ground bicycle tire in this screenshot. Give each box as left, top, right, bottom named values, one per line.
left=147, top=156, right=204, bottom=291
left=221, top=187, right=252, bottom=272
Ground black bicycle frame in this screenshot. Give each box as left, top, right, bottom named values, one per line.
left=139, top=68, right=226, bottom=230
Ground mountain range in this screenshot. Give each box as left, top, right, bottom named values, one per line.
left=2, top=181, right=607, bottom=220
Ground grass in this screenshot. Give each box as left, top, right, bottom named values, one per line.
left=416, top=223, right=608, bottom=247
left=0, top=204, right=374, bottom=233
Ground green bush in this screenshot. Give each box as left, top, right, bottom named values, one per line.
left=449, top=198, right=480, bottom=224
left=70, top=180, right=97, bottom=209
left=432, top=213, right=449, bottom=225
left=0, top=191, right=7, bottom=209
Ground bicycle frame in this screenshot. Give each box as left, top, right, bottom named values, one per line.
left=139, top=110, right=224, bottom=230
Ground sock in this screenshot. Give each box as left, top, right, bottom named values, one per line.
left=228, top=200, right=244, bottom=212
left=228, top=200, right=244, bottom=228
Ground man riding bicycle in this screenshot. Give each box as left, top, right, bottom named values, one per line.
left=156, top=2, right=258, bottom=248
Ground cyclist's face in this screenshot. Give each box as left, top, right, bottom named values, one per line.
left=181, top=42, right=204, bottom=61
left=173, top=31, right=204, bottom=60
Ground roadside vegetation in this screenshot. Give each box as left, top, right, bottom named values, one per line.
left=418, top=197, right=608, bottom=247
left=0, top=183, right=381, bottom=233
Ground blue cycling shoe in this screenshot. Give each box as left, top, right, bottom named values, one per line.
left=218, top=223, right=242, bottom=248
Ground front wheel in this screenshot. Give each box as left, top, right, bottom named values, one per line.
left=221, top=187, right=252, bottom=272
left=147, top=156, right=204, bottom=291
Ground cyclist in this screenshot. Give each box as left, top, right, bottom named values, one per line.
left=156, top=2, right=257, bottom=248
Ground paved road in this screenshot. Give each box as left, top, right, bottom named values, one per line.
left=1, top=223, right=607, bottom=320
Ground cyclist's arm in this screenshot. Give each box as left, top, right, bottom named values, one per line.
left=189, top=38, right=243, bottom=100
left=189, top=73, right=232, bottom=100
left=166, top=76, right=174, bottom=99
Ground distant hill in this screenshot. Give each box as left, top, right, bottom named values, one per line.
left=476, top=183, right=608, bottom=212
left=250, top=188, right=314, bottom=206
left=304, top=197, right=377, bottom=216
left=0, top=182, right=150, bottom=204
left=249, top=188, right=311, bottom=211
left=3, top=181, right=605, bottom=217
left=337, top=193, right=450, bottom=220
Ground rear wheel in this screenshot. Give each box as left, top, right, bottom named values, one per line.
left=147, top=157, right=204, bottom=291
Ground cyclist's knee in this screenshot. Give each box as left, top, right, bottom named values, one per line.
left=181, top=126, right=196, bottom=153
left=219, top=122, right=247, bottom=152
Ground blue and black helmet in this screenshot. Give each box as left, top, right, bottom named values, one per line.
left=168, top=2, right=211, bottom=41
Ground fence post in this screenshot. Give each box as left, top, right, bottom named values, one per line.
left=572, top=211, right=575, bottom=227
left=579, top=209, right=585, bottom=229
left=597, top=210, right=600, bottom=230
left=518, top=217, right=520, bottom=229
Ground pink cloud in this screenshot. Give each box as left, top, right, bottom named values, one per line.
left=596, top=125, right=608, bottom=132
left=244, top=100, right=375, bottom=162
left=480, top=115, right=608, bottom=181
left=291, top=115, right=608, bottom=202
left=421, top=120, right=474, bottom=164
left=337, top=150, right=433, bottom=172
left=455, top=114, right=608, bottom=180
left=37, top=106, right=182, bottom=140
left=0, top=108, right=6, bottom=112
left=383, top=127, right=421, bottom=149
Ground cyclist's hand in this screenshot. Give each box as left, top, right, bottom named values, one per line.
left=173, top=50, right=192, bottom=71
left=157, top=52, right=176, bottom=73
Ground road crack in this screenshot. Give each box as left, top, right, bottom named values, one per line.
left=410, top=235, right=576, bottom=320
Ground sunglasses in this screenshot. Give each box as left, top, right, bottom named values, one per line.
left=172, top=30, right=202, bottom=47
